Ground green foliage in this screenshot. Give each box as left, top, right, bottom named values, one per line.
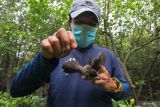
left=0, top=91, right=45, bottom=107
left=112, top=98, right=137, bottom=107
left=135, top=80, right=146, bottom=87
left=0, top=0, right=160, bottom=103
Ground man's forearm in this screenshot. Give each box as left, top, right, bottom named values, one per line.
left=9, top=52, right=59, bottom=97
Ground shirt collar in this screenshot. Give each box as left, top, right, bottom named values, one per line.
left=76, top=44, right=93, bottom=52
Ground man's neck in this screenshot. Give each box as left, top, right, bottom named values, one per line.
left=77, top=44, right=93, bottom=52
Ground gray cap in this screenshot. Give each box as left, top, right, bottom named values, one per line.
left=69, top=0, right=100, bottom=23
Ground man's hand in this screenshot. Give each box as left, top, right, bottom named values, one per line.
left=83, top=66, right=118, bottom=92
left=41, top=28, right=77, bottom=59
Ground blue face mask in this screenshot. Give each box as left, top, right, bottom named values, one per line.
left=71, top=24, right=97, bottom=48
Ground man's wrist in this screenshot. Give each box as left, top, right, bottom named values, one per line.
left=112, top=77, right=122, bottom=93
left=40, top=52, right=59, bottom=64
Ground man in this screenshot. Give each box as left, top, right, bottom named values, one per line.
left=9, top=0, right=130, bottom=107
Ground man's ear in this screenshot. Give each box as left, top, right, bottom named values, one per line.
left=68, top=20, right=71, bottom=28
left=68, top=20, right=72, bottom=31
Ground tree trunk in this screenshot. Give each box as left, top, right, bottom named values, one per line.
left=0, top=52, right=10, bottom=91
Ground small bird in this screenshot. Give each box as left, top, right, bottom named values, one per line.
left=62, top=52, right=106, bottom=78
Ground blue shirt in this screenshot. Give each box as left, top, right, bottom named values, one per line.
left=9, top=45, right=130, bottom=107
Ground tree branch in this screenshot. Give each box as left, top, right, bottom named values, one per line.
left=124, top=36, right=160, bottom=65
left=137, top=52, right=159, bottom=99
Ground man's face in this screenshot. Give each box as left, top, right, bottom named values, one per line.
left=70, top=11, right=98, bottom=27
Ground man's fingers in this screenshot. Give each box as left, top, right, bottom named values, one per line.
left=59, top=31, right=75, bottom=57
left=41, top=39, right=54, bottom=58
left=97, top=73, right=109, bottom=80
left=98, top=66, right=111, bottom=77
left=67, top=31, right=77, bottom=49
left=92, top=66, right=112, bottom=85
left=98, top=66, right=107, bottom=73
left=41, top=28, right=76, bottom=59
left=56, top=28, right=71, bottom=51
left=82, top=76, right=90, bottom=80
left=48, top=33, right=61, bottom=55
left=92, top=79, right=104, bottom=85
left=92, top=74, right=112, bottom=86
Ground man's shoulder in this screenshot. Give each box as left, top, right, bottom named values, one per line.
left=93, top=44, right=114, bottom=55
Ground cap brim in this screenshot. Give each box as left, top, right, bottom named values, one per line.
left=70, top=8, right=100, bottom=23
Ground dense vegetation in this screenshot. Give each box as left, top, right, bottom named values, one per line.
left=0, top=0, right=160, bottom=106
